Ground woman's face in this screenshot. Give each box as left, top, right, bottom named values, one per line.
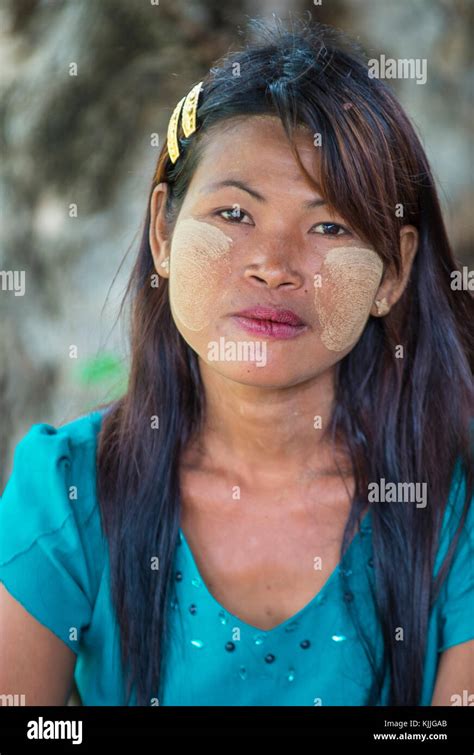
left=150, top=115, right=413, bottom=387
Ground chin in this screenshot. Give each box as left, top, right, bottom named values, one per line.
left=204, top=360, right=313, bottom=388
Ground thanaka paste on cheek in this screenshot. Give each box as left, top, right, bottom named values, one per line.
left=313, top=246, right=383, bottom=352
left=168, top=218, right=233, bottom=331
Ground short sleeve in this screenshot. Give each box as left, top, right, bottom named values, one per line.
left=436, top=458, right=474, bottom=653
left=0, top=416, right=102, bottom=654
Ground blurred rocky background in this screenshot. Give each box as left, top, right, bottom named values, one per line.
left=0, top=0, right=472, bottom=705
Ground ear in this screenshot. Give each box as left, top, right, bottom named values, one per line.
left=149, top=182, right=171, bottom=279
left=370, top=225, right=419, bottom=317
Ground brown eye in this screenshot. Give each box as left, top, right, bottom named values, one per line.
left=313, top=222, right=347, bottom=236
left=216, top=208, right=252, bottom=224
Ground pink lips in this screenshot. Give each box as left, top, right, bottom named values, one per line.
left=235, top=306, right=306, bottom=325
left=231, top=306, right=308, bottom=340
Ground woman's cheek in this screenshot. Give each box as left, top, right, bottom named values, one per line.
left=313, top=246, right=384, bottom=352
left=168, top=218, right=233, bottom=332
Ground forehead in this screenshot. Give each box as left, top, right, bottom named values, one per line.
left=188, top=115, right=320, bottom=191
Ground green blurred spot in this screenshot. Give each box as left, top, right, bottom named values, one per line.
left=75, top=353, right=128, bottom=391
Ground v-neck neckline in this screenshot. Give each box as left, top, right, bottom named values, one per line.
left=177, top=507, right=372, bottom=636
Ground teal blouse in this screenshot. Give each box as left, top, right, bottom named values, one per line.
left=0, top=410, right=472, bottom=706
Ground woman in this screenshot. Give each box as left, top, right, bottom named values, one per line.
left=0, top=16, right=472, bottom=707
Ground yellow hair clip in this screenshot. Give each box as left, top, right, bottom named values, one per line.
left=182, top=81, right=203, bottom=137
left=166, top=95, right=185, bottom=164
left=167, top=81, right=203, bottom=164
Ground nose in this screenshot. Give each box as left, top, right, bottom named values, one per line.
left=242, top=238, right=305, bottom=289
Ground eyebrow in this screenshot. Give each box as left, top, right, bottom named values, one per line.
left=199, top=179, right=326, bottom=210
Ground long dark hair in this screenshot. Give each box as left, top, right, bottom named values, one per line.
left=95, top=15, right=473, bottom=705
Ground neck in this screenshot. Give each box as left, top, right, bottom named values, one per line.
left=187, top=359, right=350, bottom=487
